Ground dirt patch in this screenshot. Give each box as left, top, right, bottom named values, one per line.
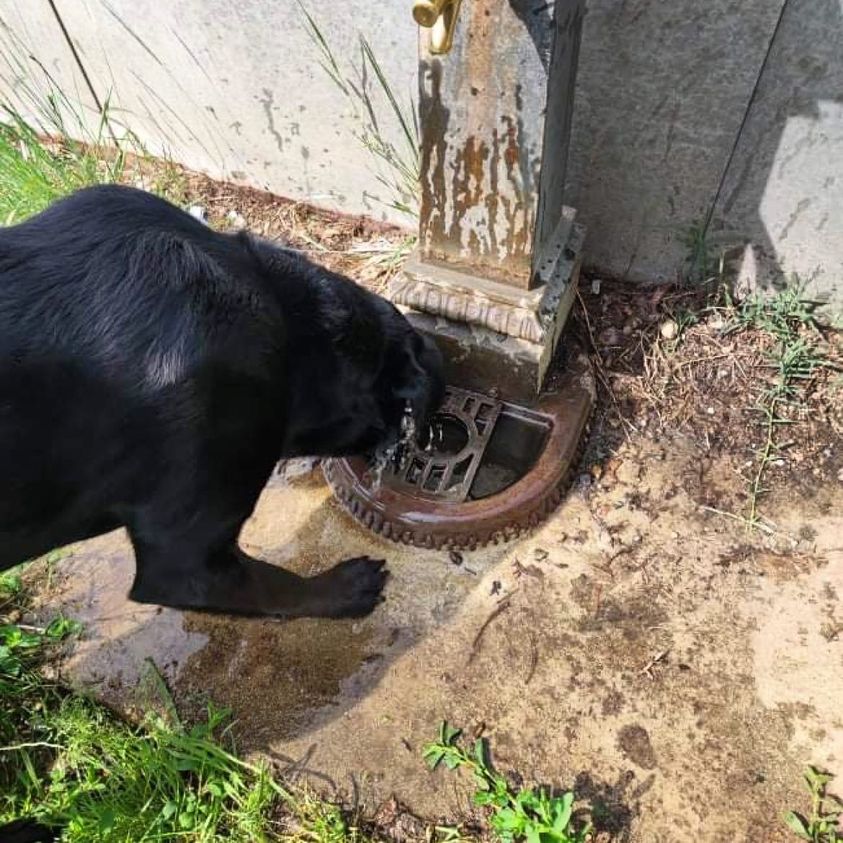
left=616, top=725, right=656, bottom=771
left=131, top=163, right=413, bottom=295
left=573, top=277, right=843, bottom=498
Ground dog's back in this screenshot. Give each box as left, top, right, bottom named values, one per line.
left=0, top=186, right=282, bottom=568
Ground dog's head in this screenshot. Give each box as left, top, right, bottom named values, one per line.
left=280, top=263, right=444, bottom=460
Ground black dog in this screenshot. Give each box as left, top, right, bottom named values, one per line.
left=0, top=185, right=443, bottom=619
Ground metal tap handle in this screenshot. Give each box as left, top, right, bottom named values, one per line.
left=412, top=0, right=461, bottom=55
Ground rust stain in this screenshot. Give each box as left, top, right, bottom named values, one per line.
left=418, top=0, right=542, bottom=288
left=485, top=127, right=501, bottom=260
left=419, top=60, right=450, bottom=258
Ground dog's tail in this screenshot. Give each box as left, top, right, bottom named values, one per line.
left=0, top=820, right=57, bottom=843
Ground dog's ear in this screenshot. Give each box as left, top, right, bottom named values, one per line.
left=317, top=279, right=354, bottom=343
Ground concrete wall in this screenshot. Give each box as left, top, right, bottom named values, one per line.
left=0, top=0, right=418, bottom=224
left=0, top=0, right=839, bottom=312
left=709, top=0, right=842, bottom=311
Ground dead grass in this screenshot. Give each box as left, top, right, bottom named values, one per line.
left=573, top=277, right=843, bottom=524
left=177, top=168, right=413, bottom=294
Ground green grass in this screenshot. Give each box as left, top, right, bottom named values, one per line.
left=424, top=722, right=592, bottom=843
left=0, top=54, right=187, bottom=227
left=0, top=103, right=123, bottom=225
left=3, top=564, right=279, bottom=841
left=784, top=768, right=841, bottom=842
left=720, top=284, right=832, bottom=531
left=0, top=561, right=375, bottom=842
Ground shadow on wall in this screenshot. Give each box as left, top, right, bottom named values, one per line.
left=710, top=0, right=843, bottom=311
left=567, top=0, right=843, bottom=313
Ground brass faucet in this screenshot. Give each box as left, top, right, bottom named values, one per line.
left=412, top=0, right=462, bottom=55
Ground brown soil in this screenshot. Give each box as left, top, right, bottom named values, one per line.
left=24, top=176, right=843, bottom=842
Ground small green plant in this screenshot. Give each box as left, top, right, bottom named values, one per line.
left=0, top=570, right=22, bottom=600
left=424, top=722, right=591, bottom=843
left=721, top=284, right=831, bottom=531
left=0, top=615, right=79, bottom=683
left=683, top=221, right=715, bottom=285
left=280, top=790, right=368, bottom=843
left=784, top=767, right=841, bottom=842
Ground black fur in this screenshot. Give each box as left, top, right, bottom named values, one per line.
left=0, top=185, right=443, bottom=618
left=0, top=819, right=57, bottom=843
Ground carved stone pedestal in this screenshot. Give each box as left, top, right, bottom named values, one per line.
left=389, top=207, right=585, bottom=404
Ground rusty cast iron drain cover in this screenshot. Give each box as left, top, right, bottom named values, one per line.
left=323, top=349, right=594, bottom=550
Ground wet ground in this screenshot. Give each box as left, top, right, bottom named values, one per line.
left=33, top=427, right=842, bottom=842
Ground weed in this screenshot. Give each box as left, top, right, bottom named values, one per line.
left=0, top=47, right=187, bottom=226
left=1, top=598, right=287, bottom=840
left=0, top=570, right=22, bottom=600
left=298, top=3, right=419, bottom=218
left=279, top=790, right=369, bottom=843
left=720, top=284, right=831, bottom=530
left=784, top=767, right=841, bottom=842
left=424, top=722, right=592, bottom=843
left=683, top=221, right=716, bottom=285
left=0, top=557, right=374, bottom=842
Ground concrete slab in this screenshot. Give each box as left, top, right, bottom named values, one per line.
left=47, top=0, right=419, bottom=224
left=0, top=1, right=100, bottom=129
left=38, top=436, right=843, bottom=841
left=565, top=0, right=786, bottom=283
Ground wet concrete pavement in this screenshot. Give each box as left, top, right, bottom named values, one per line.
left=37, top=439, right=843, bottom=842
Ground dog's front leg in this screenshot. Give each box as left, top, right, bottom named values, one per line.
left=127, top=527, right=388, bottom=619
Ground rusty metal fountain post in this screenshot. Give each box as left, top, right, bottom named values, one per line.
left=390, top=0, right=587, bottom=403
left=324, top=0, right=594, bottom=549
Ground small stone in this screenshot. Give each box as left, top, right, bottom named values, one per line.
left=706, top=407, right=716, bottom=415
left=707, top=312, right=726, bottom=330
left=590, top=463, right=603, bottom=481
left=591, top=278, right=602, bottom=295
left=188, top=205, right=208, bottom=224
left=534, top=548, right=549, bottom=562
left=226, top=209, right=247, bottom=228
left=659, top=319, right=679, bottom=340
left=449, top=550, right=463, bottom=566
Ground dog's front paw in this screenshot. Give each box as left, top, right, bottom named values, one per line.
left=313, top=556, right=388, bottom=618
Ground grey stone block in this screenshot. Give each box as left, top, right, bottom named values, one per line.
left=565, top=0, right=786, bottom=283
left=6, top=0, right=420, bottom=225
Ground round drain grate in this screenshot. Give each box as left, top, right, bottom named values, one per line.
left=324, top=349, right=595, bottom=550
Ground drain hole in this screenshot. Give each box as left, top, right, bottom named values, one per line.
left=406, top=457, right=425, bottom=485
left=423, top=464, right=446, bottom=492
left=469, top=411, right=550, bottom=499
left=450, top=456, right=472, bottom=487
left=430, top=415, right=470, bottom=457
